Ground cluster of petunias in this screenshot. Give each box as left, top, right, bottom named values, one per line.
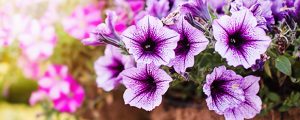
left=81, top=0, right=298, bottom=119
left=30, top=65, right=85, bottom=113
left=87, top=1, right=209, bottom=111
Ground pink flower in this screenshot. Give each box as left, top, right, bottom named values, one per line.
left=113, top=0, right=146, bottom=32
left=18, top=20, right=57, bottom=62
left=63, top=3, right=103, bottom=39
left=38, top=65, right=73, bottom=99
left=52, top=79, right=85, bottom=113
left=30, top=65, right=85, bottom=113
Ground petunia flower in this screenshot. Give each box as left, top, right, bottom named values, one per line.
left=121, top=63, right=172, bottom=111
left=52, top=78, right=85, bottom=113
left=37, top=65, right=73, bottom=100
left=223, top=76, right=262, bottom=120
left=146, top=0, right=170, bottom=19
left=271, top=0, right=286, bottom=21
left=122, top=15, right=180, bottom=66
left=82, top=11, right=121, bottom=47
left=203, top=66, right=245, bottom=114
left=114, top=0, right=145, bottom=29
left=135, top=0, right=187, bottom=23
left=206, top=0, right=228, bottom=14
left=212, top=10, right=271, bottom=69
left=94, top=45, right=135, bottom=91
left=168, top=17, right=209, bottom=73
left=230, top=0, right=275, bottom=29
left=30, top=64, right=85, bottom=113
left=180, top=0, right=211, bottom=21
left=203, top=66, right=262, bottom=120
left=63, top=4, right=102, bottom=40
left=18, top=20, right=57, bottom=62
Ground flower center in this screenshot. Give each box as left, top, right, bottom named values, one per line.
left=107, top=58, right=125, bottom=78
left=175, top=36, right=190, bottom=54
left=142, top=38, right=156, bottom=52
left=145, top=76, right=157, bottom=90
left=229, top=32, right=245, bottom=49
left=211, top=80, right=227, bottom=96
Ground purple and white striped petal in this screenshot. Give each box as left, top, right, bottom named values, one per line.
left=223, top=76, right=262, bottom=120
left=121, top=63, right=172, bottom=111
left=203, top=66, right=245, bottom=114
left=213, top=10, right=271, bottom=69
left=204, top=66, right=262, bottom=120
left=122, top=15, right=180, bottom=66
left=168, top=17, right=209, bottom=73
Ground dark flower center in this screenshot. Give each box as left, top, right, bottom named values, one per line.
left=144, top=76, right=157, bottom=92
left=107, top=58, right=125, bottom=78
left=175, top=36, right=190, bottom=54
left=228, top=32, right=245, bottom=50
left=210, top=80, right=227, bottom=96
left=142, top=38, right=156, bottom=52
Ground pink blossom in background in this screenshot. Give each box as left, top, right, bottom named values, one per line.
left=113, top=0, right=146, bottom=32
left=52, top=79, right=85, bottom=113
left=18, top=20, right=57, bottom=62
left=30, top=64, right=85, bottom=113
left=126, top=0, right=145, bottom=14
left=37, top=65, right=72, bottom=100
left=62, top=3, right=103, bottom=40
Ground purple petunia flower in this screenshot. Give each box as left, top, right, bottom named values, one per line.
left=271, top=0, right=286, bottom=21
left=146, top=0, right=170, bottom=19
left=206, top=0, right=228, bottom=14
left=168, top=17, right=209, bottom=73
left=212, top=10, right=271, bottom=69
left=94, top=45, right=135, bottom=91
left=293, top=0, right=300, bottom=25
left=231, top=0, right=275, bottom=29
left=180, top=0, right=211, bottom=21
left=203, top=66, right=262, bottom=120
left=223, top=75, right=262, bottom=120
left=122, top=15, right=180, bottom=66
left=134, top=0, right=187, bottom=21
left=82, top=11, right=121, bottom=47
left=121, top=63, right=172, bottom=111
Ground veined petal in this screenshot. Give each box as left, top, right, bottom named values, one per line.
left=121, top=63, right=172, bottom=111
left=122, top=15, right=179, bottom=66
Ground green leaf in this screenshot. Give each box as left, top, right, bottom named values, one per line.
left=268, top=92, right=281, bottom=102
left=275, top=56, right=292, bottom=76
